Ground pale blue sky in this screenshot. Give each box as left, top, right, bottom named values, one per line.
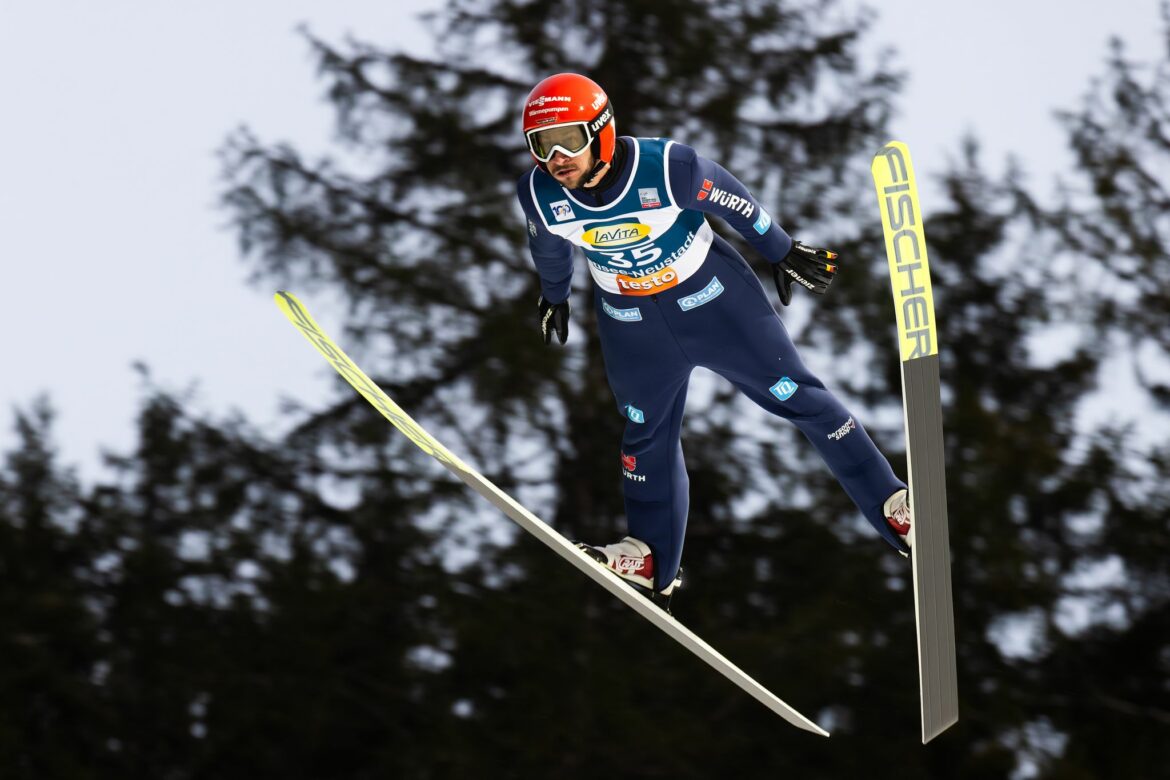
left=0, top=1, right=1164, bottom=482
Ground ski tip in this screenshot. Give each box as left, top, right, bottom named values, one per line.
left=274, top=290, right=303, bottom=310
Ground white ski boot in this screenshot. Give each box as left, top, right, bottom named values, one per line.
left=576, top=536, right=682, bottom=611
left=884, top=488, right=914, bottom=555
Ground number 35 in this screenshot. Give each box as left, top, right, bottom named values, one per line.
left=597, top=245, right=662, bottom=268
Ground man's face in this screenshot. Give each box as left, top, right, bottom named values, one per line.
left=548, top=147, right=595, bottom=190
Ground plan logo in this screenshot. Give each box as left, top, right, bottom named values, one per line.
left=677, top=276, right=724, bottom=311
left=550, top=200, right=575, bottom=222
left=602, top=299, right=643, bottom=322
left=582, top=222, right=652, bottom=248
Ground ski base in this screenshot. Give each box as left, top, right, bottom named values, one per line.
left=904, top=355, right=958, bottom=742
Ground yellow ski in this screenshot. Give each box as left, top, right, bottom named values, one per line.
left=274, top=290, right=829, bottom=737
left=872, top=142, right=959, bottom=743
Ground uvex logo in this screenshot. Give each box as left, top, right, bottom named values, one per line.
left=590, top=105, right=612, bottom=133
left=582, top=222, right=651, bottom=247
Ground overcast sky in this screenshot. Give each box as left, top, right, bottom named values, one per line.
left=1, top=1, right=1165, bottom=483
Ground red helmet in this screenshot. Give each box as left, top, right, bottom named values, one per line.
left=522, top=73, right=615, bottom=175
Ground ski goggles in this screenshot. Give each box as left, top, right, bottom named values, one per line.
left=525, top=102, right=612, bottom=163
left=525, top=121, right=594, bottom=162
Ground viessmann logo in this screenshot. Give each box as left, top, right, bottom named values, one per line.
left=581, top=222, right=652, bottom=247
left=527, top=95, right=571, bottom=108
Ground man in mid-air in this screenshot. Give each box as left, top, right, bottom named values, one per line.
left=516, top=73, right=912, bottom=608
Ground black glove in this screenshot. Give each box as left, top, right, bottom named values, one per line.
left=773, top=241, right=839, bottom=306
left=537, top=295, right=571, bottom=345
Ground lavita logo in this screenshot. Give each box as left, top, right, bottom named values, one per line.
left=582, top=222, right=652, bottom=247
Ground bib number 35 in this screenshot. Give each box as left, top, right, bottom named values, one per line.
left=597, top=245, right=663, bottom=269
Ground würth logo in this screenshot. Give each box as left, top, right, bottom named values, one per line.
left=707, top=187, right=754, bottom=219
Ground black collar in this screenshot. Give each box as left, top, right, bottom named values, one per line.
left=576, top=137, right=630, bottom=206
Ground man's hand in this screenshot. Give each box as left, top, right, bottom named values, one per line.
left=773, top=241, right=839, bottom=306
left=538, top=295, right=571, bottom=345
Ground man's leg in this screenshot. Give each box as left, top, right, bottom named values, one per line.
left=595, top=292, right=694, bottom=590
left=676, top=250, right=908, bottom=551
left=618, top=380, right=691, bottom=591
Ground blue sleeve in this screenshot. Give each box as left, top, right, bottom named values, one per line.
left=516, top=171, right=574, bottom=303
left=667, top=142, right=793, bottom=262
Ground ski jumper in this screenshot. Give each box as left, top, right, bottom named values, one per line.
left=518, top=137, right=907, bottom=590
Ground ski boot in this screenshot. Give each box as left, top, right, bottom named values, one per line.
left=576, top=536, right=683, bottom=613
left=884, top=488, right=914, bottom=556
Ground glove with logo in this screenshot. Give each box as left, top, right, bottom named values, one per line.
left=538, top=295, right=571, bottom=345
left=773, top=241, right=839, bottom=306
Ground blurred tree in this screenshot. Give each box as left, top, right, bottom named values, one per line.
left=1010, top=20, right=1170, bottom=774
left=0, top=400, right=104, bottom=778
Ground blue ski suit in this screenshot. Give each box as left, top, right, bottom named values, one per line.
left=518, top=137, right=907, bottom=590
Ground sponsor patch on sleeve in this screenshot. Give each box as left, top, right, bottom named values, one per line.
left=769, top=376, right=798, bottom=401
left=753, top=207, right=772, bottom=235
